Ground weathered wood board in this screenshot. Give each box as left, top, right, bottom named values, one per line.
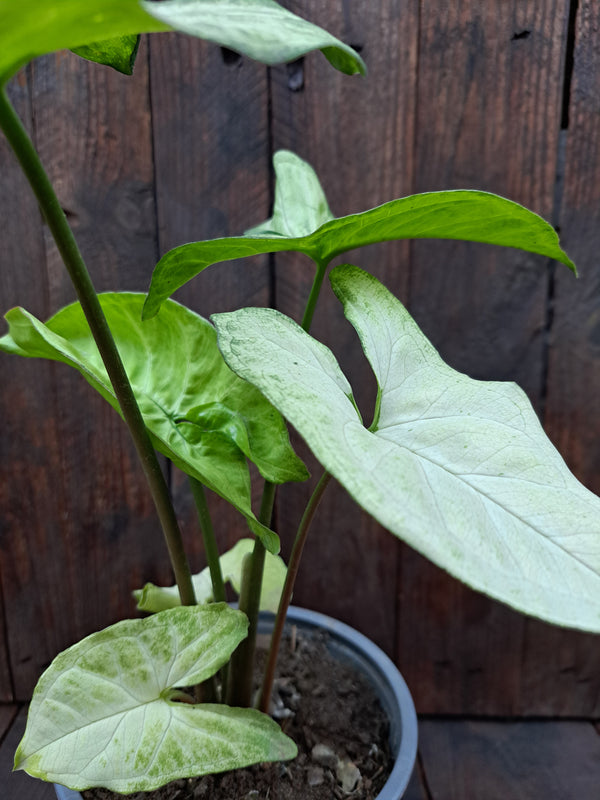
left=270, top=0, right=419, bottom=658
left=418, top=719, right=600, bottom=799
left=0, top=1, right=599, bottom=713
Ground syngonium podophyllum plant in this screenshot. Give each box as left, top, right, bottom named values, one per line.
left=2, top=1, right=600, bottom=796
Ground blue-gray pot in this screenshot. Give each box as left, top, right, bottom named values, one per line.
left=55, top=605, right=418, bottom=800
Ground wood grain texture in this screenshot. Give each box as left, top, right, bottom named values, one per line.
left=270, top=0, right=419, bottom=658
left=1, top=45, right=167, bottom=700
left=546, top=0, right=600, bottom=495
left=532, top=0, right=600, bottom=717
left=0, top=70, right=55, bottom=704
left=148, top=33, right=272, bottom=569
left=1, top=2, right=599, bottom=716
left=418, top=719, right=600, bottom=799
left=398, top=0, right=576, bottom=715
left=0, top=73, right=43, bottom=704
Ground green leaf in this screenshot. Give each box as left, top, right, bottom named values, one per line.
left=15, top=605, right=297, bottom=791
left=0, top=0, right=167, bottom=84
left=213, top=265, right=600, bottom=633
left=0, top=0, right=364, bottom=86
left=144, top=151, right=575, bottom=318
left=71, top=34, right=141, bottom=75
left=0, top=294, right=308, bottom=552
left=142, top=0, right=365, bottom=76
left=135, top=538, right=287, bottom=613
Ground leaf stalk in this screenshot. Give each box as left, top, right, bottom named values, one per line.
left=189, top=478, right=226, bottom=602
left=259, top=470, right=331, bottom=713
left=301, top=258, right=329, bottom=331
left=227, top=480, right=277, bottom=706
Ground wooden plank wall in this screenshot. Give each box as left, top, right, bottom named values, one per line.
left=0, top=1, right=598, bottom=715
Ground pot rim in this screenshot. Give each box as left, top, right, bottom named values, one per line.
left=55, top=605, right=417, bottom=800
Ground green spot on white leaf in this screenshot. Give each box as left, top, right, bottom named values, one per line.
left=15, top=605, right=296, bottom=792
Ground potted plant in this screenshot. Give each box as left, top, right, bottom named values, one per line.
left=1, top=3, right=599, bottom=799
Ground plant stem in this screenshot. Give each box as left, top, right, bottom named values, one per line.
left=226, top=481, right=277, bottom=706
left=189, top=478, right=226, bottom=602
left=253, top=260, right=333, bottom=710
left=0, top=88, right=196, bottom=607
left=259, top=470, right=331, bottom=713
left=189, top=477, right=228, bottom=700
left=301, top=259, right=329, bottom=331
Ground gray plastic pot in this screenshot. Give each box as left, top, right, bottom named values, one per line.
left=55, top=605, right=418, bottom=800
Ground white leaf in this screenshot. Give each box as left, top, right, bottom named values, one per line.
left=15, top=605, right=296, bottom=791
left=213, top=265, right=600, bottom=632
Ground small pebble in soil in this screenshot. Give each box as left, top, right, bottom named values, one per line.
left=336, top=759, right=362, bottom=793
left=307, top=765, right=325, bottom=787
left=311, top=743, right=338, bottom=770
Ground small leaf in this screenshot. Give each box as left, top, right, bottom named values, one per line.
left=144, top=152, right=575, bottom=318
left=15, top=605, right=297, bottom=791
left=71, top=35, right=140, bottom=75
left=0, top=294, right=308, bottom=553
left=213, top=266, right=600, bottom=633
left=246, top=150, right=334, bottom=238
left=135, top=538, right=287, bottom=613
left=0, top=0, right=364, bottom=86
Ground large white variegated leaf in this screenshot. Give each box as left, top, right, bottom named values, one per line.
left=134, top=538, right=287, bottom=613
left=213, top=265, right=600, bottom=633
left=15, top=605, right=296, bottom=792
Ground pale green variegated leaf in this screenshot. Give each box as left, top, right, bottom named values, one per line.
left=245, top=150, right=334, bottom=239
left=0, top=0, right=364, bottom=85
left=135, top=538, right=287, bottom=613
left=0, top=294, right=308, bottom=553
left=213, top=265, right=600, bottom=633
left=15, top=605, right=296, bottom=791
left=144, top=151, right=575, bottom=319
left=71, top=35, right=140, bottom=75
left=142, top=0, right=365, bottom=76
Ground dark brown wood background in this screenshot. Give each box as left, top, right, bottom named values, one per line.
left=1, top=0, right=599, bottom=715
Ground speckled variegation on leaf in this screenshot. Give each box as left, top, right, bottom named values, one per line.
left=14, top=605, right=296, bottom=792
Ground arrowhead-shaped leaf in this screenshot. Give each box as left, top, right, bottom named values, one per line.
left=0, top=0, right=364, bottom=86
left=213, top=265, right=600, bottom=633
left=15, top=605, right=297, bottom=792
left=144, top=151, right=575, bottom=319
left=134, top=538, right=287, bottom=613
left=0, top=294, right=308, bottom=552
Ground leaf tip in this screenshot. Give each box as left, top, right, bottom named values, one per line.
left=141, top=295, right=159, bottom=321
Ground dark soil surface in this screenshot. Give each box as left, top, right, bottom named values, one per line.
left=83, top=628, right=393, bottom=800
